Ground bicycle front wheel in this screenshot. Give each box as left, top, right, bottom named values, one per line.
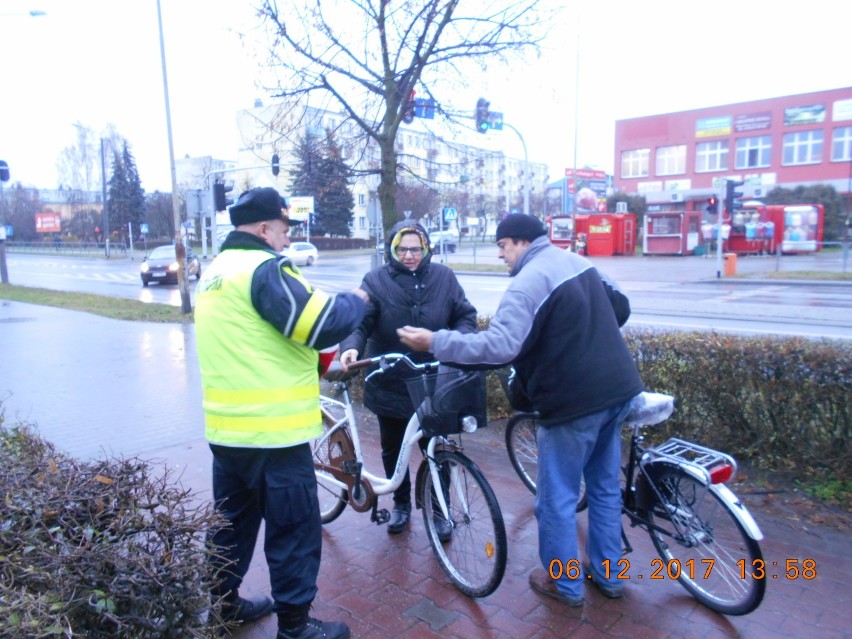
left=644, top=466, right=765, bottom=615
left=505, top=413, right=587, bottom=510
left=312, top=411, right=348, bottom=524
left=419, top=451, right=507, bottom=597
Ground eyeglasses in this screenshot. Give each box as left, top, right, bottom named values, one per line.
left=395, top=246, right=423, bottom=256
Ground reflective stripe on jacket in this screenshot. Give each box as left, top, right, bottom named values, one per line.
left=195, top=248, right=323, bottom=447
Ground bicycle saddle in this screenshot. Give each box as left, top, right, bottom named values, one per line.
left=624, top=392, right=675, bottom=426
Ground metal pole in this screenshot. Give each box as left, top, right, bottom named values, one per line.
left=100, top=139, right=110, bottom=258
left=502, top=122, right=529, bottom=216
left=0, top=180, right=8, bottom=284
left=156, top=0, right=192, bottom=314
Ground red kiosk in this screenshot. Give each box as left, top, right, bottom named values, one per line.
left=725, top=204, right=823, bottom=255
left=643, top=211, right=704, bottom=256
left=547, top=214, right=637, bottom=256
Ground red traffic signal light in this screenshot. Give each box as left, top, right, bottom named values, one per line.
left=705, top=196, right=718, bottom=215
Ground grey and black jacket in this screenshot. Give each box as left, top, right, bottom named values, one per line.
left=431, top=236, right=643, bottom=425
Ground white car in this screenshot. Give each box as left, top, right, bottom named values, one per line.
left=284, top=241, right=318, bottom=266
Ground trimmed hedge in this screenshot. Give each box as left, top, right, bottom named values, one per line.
left=347, top=327, right=851, bottom=491
left=624, top=330, right=851, bottom=484
left=0, top=422, right=232, bottom=638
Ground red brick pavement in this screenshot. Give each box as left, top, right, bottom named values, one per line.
left=174, top=416, right=852, bottom=639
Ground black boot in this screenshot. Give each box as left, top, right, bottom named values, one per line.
left=278, top=609, right=351, bottom=639
left=386, top=502, right=411, bottom=534
left=221, top=593, right=274, bottom=623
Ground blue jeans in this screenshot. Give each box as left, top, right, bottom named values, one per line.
left=534, top=401, right=630, bottom=598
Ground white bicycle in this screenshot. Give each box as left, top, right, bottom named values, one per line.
left=312, top=353, right=507, bottom=598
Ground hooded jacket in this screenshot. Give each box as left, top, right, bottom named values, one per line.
left=340, top=221, right=478, bottom=418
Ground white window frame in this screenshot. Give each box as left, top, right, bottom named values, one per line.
left=621, top=149, right=649, bottom=178
left=782, top=130, right=823, bottom=166
left=735, top=136, right=772, bottom=169
left=655, top=145, right=686, bottom=176
left=831, top=126, right=852, bottom=162
left=695, top=140, right=729, bottom=173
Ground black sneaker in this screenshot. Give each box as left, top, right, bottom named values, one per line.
left=222, top=595, right=274, bottom=623
left=277, top=617, right=351, bottom=639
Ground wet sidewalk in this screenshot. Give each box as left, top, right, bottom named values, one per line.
left=0, top=300, right=850, bottom=638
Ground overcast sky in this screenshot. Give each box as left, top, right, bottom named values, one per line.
left=1, top=0, right=849, bottom=193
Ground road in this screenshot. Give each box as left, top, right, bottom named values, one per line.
left=4, top=251, right=851, bottom=339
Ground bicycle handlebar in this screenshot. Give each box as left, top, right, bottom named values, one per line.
left=322, top=352, right=440, bottom=383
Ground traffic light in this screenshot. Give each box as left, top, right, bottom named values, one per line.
left=475, top=98, right=490, bottom=133
left=213, top=180, right=234, bottom=211
left=402, top=90, right=416, bottom=124
left=705, top=196, right=718, bottom=216
left=271, top=153, right=280, bottom=176
left=0, top=160, right=9, bottom=182
left=725, top=179, right=744, bottom=215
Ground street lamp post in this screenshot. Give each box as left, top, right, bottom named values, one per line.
left=156, top=0, right=191, bottom=314
left=502, top=122, right=530, bottom=216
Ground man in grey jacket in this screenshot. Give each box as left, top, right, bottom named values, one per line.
left=398, top=214, right=643, bottom=606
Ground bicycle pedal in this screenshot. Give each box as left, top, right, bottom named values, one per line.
left=373, top=508, right=390, bottom=525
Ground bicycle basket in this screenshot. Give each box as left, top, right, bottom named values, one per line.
left=405, top=366, right=487, bottom=438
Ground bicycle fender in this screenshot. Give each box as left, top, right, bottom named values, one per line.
left=709, top=483, right=764, bottom=541
left=414, top=442, right=461, bottom=510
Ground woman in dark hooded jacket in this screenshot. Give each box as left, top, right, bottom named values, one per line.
left=339, top=221, right=477, bottom=537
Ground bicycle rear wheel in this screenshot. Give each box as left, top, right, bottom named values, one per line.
left=644, top=465, right=765, bottom=615
left=419, top=451, right=507, bottom=597
left=312, top=410, right=348, bottom=524
left=505, top=413, right=587, bottom=510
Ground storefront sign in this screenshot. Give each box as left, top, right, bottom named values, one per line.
left=784, top=104, right=825, bottom=126
left=735, top=112, right=772, bottom=132
left=696, top=116, right=732, bottom=138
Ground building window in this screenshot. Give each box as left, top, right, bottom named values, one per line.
left=358, top=194, right=366, bottom=205
left=621, top=149, right=649, bottom=178
left=695, top=140, right=729, bottom=172
left=359, top=217, right=366, bottom=229
left=735, top=136, right=771, bottom=169
left=655, top=145, right=686, bottom=176
left=831, top=126, right=852, bottom=162
left=783, top=130, right=823, bottom=165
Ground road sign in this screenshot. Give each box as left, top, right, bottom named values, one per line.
left=140, top=224, right=149, bottom=234
left=443, top=207, right=457, bottom=221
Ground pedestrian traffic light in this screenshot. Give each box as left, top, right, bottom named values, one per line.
left=475, top=98, right=490, bottom=133
left=271, top=153, right=280, bottom=176
left=402, top=90, right=416, bottom=124
left=705, top=196, right=718, bottom=216
left=213, top=181, right=234, bottom=211
left=725, top=179, right=744, bottom=215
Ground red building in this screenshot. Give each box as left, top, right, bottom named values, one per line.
left=612, top=87, right=852, bottom=214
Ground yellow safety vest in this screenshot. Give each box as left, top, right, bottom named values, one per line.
left=195, top=249, right=323, bottom=447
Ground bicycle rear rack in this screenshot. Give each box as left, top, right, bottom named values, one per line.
left=644, top=438, right=737, bottom=485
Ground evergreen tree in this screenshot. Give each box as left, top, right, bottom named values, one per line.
left=107, top=141, right=146, bottom=241
left=318, top=132, right=354, bottom=237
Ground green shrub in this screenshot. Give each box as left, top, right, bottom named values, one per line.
left=625, top=330, right=851, bottom=489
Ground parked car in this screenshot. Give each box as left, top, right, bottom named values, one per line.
left=284, top=241, right=318, bottom=266
left=428, top=229, right=458, bottom=254
left=140, top=245, right=201, bottom=286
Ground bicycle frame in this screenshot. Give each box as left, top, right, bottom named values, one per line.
left=621, top=422, right=763, bottom=546
left=315, top=374, right=455, bottom=522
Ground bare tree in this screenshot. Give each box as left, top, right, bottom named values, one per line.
left=257, top=0, right=551, bottom=233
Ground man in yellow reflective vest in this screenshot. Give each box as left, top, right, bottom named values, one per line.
left=195, top=187, right=368, bottom=639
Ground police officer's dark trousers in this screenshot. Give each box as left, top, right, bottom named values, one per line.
left=208, top=443, right=321, bottom=610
